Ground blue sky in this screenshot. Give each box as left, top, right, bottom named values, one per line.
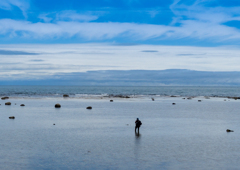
left=1, top=0, right=240, bottom=85
left=1, top=0, right=240, bottom=45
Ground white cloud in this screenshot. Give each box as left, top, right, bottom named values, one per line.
left=0, top=17, right=240, bottom=42
left=56, top=10, right=99, bottom=22
left=39, top=10, right=99, bottom=23
left=1, top=0, right=240, bottom=43
left=0, top=0, right=29, bottom=17
left=0, top=44, right=240, bottom=80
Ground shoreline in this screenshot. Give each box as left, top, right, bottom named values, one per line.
left=0, top=95, right=237, bottom=101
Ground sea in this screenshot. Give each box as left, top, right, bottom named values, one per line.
left=0, top=86, right=240, bottom=98
left=1, top=86, right=240, bottom=170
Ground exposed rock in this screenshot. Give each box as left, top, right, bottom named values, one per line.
left=63, top=94, right=69, bottom=97
left=187, top=97, right=192, bottom=100
left=86, top=106, right=92, bottom=109
left=9, top=116, right=15, bottom=119
left=172, top=103, right=176, bottom=105
left=5, top=102, right=11, bottom=105
left=1, top=96, right=9, bottom=100
left=182, top=98, right=185, bottom=99
left=110, top=95, right=130, bottom=98
left=228, top=97, right=240, bottom=100
left=110, top=100, right=113, bottom=102
left=20, top=104, right=25, bottom=106
left=198, top=100, right=201, bottom=102
left=55, top=103, right=61, bottom=108
left=170, top=95, right=177, bottom=97
left=226, top=129, right=234, bottom=132
left=151, top=98, right=154, bottom=101
left=53, top=124, right=55, bottom=125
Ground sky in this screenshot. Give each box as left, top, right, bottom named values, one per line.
left=1, top=0, right=240, bottom=85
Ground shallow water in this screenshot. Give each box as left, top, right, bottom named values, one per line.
left=0, top=97, right=240, bottom=169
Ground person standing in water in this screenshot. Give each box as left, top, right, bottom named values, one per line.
left=135, top=118, right=142, bottom=134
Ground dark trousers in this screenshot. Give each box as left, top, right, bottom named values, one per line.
left=135, top=126, right=140, bottom=133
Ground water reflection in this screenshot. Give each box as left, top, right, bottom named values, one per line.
left=134, top=132, right=141, bottom=161
left=135, top=132, right=141, bottom=139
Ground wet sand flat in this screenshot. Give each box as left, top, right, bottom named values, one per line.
left=0, top=97, right=239, bottom=170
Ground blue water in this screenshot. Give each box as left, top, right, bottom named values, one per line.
left=0, top=86, right=240, bottom=97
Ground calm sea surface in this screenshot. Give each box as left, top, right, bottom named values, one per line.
left=0, top=86, right=240, bottom=97
left=1, top=86, right=240, bottom=169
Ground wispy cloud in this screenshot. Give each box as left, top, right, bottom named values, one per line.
left=39, top=10, right=99, bottom=23
left=141, top=50, right=158, bottom=52
left=0, top=49, right=38, bottom=55
left=0, top=0, right=29, bottom=17
left=0, top=1, right=240, bottom=43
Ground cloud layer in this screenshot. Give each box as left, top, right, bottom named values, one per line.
left=0, top=0, right=240, bottom=44
left=0, top=44, right=240, bottom=81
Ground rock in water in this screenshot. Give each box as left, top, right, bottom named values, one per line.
left=86, top=106, right=92, bottom=109
left=151, top=98, right=154, bottom=101
left=226, top=129, right=234, bottom=132
left=198, top=100, right=201, bottom=102
left=9, top=116, right=15, bottom=119
left=20, top=104, right=25, bottom=106
left=63, top=94, right=69, bottom=97
left=55, top=103, right=61, bottom=108
left=5, top=102, right=11, bottom=105
left=110, top=100, right=113, bottom=102
left=1, top=96, right=9, bottom=100
left=172, top=103, right=176, bottom=105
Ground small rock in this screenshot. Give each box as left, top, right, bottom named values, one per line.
left=226, top=129, right=234, bottom=132
left=110, top=100, right=113, bottom=102
left=170, top=95, right=177, bottom=97
left=182, top=98, right=185, bottom=99
left=1, top=96, right=9, bottom=100
left=63, top=94, right=69, bottom=97
left=55, top=103, right=61, bottom=108
left=5, top=102, right=11, bottom=105
left=20, top=104, right=25, bottom=106
left=53, top=124, right=55, bottom=125
left=125, top=96, right=130, bottom=98
left=9, top=116, right=15, bottom=119
left=172, top=103, right=176, bottom=105
left=198, top=100, right=201, bottom=102
left=187, top=97, right=192, bottom=100
left=151, top=98, right=154, bottom=101
left=86, top=106, right=92, bottom=109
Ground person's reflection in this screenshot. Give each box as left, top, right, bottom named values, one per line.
left=135, top=131, right=141, bottom=137
left=134, top=131, right=141, bottom=160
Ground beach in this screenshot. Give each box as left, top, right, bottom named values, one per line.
left=0, top=95, right=240, bottom=170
